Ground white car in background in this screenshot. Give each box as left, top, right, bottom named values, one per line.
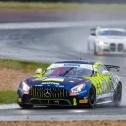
left=87, top=27, right=126, bottom=55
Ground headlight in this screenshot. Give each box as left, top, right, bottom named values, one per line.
left=98, top=41, right=104, bottom=46
left=20, top=81, right=30, bottom=94
left=71, top=84, right=85, bottom=93
left=96, top=40, right=108, bottom=47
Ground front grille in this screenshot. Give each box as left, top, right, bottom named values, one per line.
left=110, top=43, right=116, bottom=52
left=30, top=86, right=69, bottom=99
left=118, top=43, right=124, bottom=52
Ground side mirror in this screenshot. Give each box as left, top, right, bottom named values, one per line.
left=90, top=28, right=96, bottom=36
left=102, top=70, right=109, bottom=75
left=35, top=68, right=42, bottom=74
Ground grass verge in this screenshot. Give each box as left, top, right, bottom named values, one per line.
left=0, top=59, right=49, bottom=73
left=0, top=2, right=126, bottom=11
left=0, top=91, right=17, bottom=104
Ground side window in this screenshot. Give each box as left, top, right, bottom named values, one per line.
left=98, top=65, right=106, bottom=75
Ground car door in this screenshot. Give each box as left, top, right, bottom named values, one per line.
left=97, top=65, right=112, bottom=94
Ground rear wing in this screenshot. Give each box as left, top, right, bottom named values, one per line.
left=105, top=65, right=120, bottom=72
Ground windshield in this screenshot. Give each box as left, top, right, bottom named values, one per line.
left=44, top=63, right=93, bottom=77
left=98, top=30, right=126, bottom=36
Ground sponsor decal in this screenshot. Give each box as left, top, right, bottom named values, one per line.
left=35, top=85, right=43, bottom=87
left=64, top=63, right=80, bottom=67
left=79, top=99, right=88, bottom=104
left=48, top=63, right=64, bottom=69
left=41, top=82, right=60, bottom=86
left=33, top=77, right=47, bottom=81
left=42, top=78, right=64, bottom=82
left=47, top=63, right=93, bottom=70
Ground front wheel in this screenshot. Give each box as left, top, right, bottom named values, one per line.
left=88, top=86, right=96, bottom=108
left=113, top=82, right=122, bottom=106
left=94, top=43, right=97, bottom=55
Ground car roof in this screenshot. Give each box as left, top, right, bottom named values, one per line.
left=96, top=27, right=126, bottom=32
left=55, top=60, right=95, bottom=65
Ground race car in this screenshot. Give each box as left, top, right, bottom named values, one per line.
left=17, top=60, right=122, bottom=108
left=87, top=27, right=126, bottom=55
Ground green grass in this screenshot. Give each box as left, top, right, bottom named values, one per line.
left=0, top=2, right=126, bottom=11
left=0, top=91, right=17, bottom=104
left=0, top=59, right=49, bottom=73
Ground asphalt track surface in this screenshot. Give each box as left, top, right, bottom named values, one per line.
left=0, top=8, right=126, bottom=121
left=1, top=104, right=126, bottom=121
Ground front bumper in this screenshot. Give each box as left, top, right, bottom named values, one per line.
left=95, top=43, right=126, bottom=55
left=17, top=94, right=89, bottom=107
left=17, top=85, right=90, bottom=107
left=96, top=50, right=126, bottom=55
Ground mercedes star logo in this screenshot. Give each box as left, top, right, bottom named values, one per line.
left=44, top=89, right=51, bottom=97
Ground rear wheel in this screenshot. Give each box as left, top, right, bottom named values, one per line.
left=113, top=82, right=122, bottom=106
left=88, top=86, right=96, bottom=108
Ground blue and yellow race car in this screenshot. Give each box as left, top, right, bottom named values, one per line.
left=17, top=60, right=122, bottom=108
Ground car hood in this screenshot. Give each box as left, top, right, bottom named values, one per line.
left=97, top=36, right=126, bottom=43
left=25, top=76, right=89, bottom=90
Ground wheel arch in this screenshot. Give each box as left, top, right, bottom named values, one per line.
left=87, top=83, right=96, bottom=97
left=116, top=81, right=122, bottom=90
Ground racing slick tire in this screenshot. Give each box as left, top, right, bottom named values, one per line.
left=19, top=104, right=33, bottom=109
left=113, top=82, right=122, bottom=106
left=88, top=86, right=96, bottom=108
left=94, top=43, right=97, bottom=55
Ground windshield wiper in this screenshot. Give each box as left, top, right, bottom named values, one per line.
left=59, top=67, right=74, bottom=77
